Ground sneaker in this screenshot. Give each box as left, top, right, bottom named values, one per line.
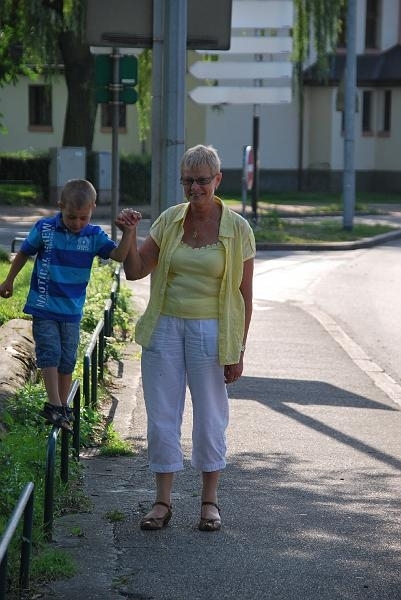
left=41, top=403, right=73, bottom=432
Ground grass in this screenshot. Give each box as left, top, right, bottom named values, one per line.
left=0, top=182, right=40, bottom=205
left=253, top=218, right=397, bottom=244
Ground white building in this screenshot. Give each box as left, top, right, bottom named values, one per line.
left=0, top=0, right=400, bottom=194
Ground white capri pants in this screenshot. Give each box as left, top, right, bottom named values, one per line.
left=141, top=315, right=229, bottom=473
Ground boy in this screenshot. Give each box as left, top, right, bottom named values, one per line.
left=0, top=179, right=136, bottom=431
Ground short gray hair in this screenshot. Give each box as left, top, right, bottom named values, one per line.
left=180, top=144, right=221, bottom=175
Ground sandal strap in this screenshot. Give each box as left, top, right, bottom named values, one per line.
left=152, top=501, right=172, bottom=510
left=201, top=501, right=220, bottom=513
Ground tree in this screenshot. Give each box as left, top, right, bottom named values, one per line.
left=0, top=0, right=152, bottom=151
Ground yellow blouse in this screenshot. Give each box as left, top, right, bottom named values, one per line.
left=134, top=197, right=256, bottom=365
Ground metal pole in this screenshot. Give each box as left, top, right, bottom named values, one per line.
left=161, top=0, right=187, bottom=211
left=343, top=0, right=357, bottom=230
left=251, top=105, right=260, bottom=223
left=111, top=48, right=121, bottom=240
left=151, top=0, right=164, bottom=222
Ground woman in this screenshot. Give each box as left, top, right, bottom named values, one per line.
left=122, top=144, right=255, bottom=531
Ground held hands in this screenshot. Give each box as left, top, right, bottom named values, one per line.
left=115, top=208, right=142, bottom=232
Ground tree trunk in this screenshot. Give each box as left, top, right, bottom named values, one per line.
left=59, top=30, right=97, bottom=151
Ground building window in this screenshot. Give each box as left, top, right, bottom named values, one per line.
left=28, top=85, right=52, bottom=130
left=365, top=0, right=380, bottom=49
left=100, top=104, right=127, bottom=131
left=382, top=89, right=391, bottom=133
left=362, top=90, right=373, bottom=134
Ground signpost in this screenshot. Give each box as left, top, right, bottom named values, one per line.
left=189, top=0, right=294, bottom=221
left=86, top=0, right=233, bottom=218
left=94, top=52, right=138, bottom=240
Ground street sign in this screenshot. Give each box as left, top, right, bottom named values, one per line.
left=189, top=86, right=292, bottom=104
left=86, top=0, right=232, bottom=50
left=189, top=60, right=292, bottom=80
left=95, top=55, right=138, bottom=104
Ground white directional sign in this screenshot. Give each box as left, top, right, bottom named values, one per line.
left=189, top=86, right=292, bottom=104
left=231, top=0, right=293, bottom=28
left=190, top=60, right=292, bottom=80
left=189, top=0, right=294, bottom=106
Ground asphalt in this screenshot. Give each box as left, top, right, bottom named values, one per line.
left=3, top=203, right=401, bottom=599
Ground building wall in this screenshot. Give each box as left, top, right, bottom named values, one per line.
left=0, top=74, right=143, bottom=155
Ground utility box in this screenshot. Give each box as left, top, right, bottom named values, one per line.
left=94, top=151, right=112, bottom=205
left=49, top=147, right=86, bottom=205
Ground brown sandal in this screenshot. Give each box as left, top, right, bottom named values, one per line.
left=198, top=501, right=221, bottom=532
left=139, top=501, right=172, bottom=530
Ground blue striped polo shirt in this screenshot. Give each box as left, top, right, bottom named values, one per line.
left=21, top=212, right=117, bottom=322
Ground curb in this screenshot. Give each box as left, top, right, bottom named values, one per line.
left=255, top=228, right=401, bottom=251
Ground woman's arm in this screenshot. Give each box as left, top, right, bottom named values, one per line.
left=239, top=257, right=254, bottom=351
left=123, top=234, right=160, bottom=280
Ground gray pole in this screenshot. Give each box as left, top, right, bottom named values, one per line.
left=151, top=0, right=164, bottom=222
left=111, top=47, right=121, bottom=241
left=342, top=0, right=357, bottom=230
left=160, top=0, right=187, bottom=211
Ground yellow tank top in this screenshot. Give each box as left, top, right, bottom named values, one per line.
left=162, top=241, right=225, bottom=318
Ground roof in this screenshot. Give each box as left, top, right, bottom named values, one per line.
left=303, top=44, right=401, bottom=87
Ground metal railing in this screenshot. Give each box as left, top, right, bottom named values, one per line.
left=10, top=238, right=26, bottom=253
left=0, top=482, right=34, bottom=600
left=82, top=266, right=120, bottom=408
left=43, top=380, right=81, bottom=543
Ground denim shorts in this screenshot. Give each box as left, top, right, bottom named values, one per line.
left=32, top=317, right=80, bottom=374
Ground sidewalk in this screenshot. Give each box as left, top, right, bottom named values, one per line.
left=1, top=202, right=401, bottom=252
left=40, top=249, right=401, bottom=599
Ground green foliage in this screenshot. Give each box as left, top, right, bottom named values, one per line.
left=104, top=509, right=126, bottom=523
left=0, top=152, right=151, bottom=205
left=254, top=218, right=396, bottom=244
left=120, top=153, right=151, bottom=205
left=137, top=50, right=153, bottom=142
left=293, top=0, right=345, bottom=77
left=0, top=151, right=50, bottom=201
left=100, top=423, right=134, bottom=457
left=30, top=547, right=76, bottom=582
left=0, top=259, right=33, bottom=325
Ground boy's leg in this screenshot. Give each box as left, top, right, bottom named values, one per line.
left=59, top=372, right=73, bottom=406
left=41, top=366, right=62, bottom=406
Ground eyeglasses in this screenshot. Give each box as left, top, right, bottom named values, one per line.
left=179, top=175, right=216, bottom=187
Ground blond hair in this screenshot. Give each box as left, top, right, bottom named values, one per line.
left=59, top=179, right=97, bottom=209
left=180, top=144, right=221, bottom=175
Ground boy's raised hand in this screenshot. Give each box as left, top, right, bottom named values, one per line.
left=0, top=281, right=13, bottom=298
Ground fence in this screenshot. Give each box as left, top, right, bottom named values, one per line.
left=43, top=380, right=81, bottom=543
left=0, top=482, right=34, bottom=600
left=83, top=266, right=120, bottom=408
left=1, top=262, right=122, bottom=589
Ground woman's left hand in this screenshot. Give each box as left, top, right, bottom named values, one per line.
left=224, top=360, right=243, bottom=384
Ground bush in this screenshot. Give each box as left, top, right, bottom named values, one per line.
left=0, top=151, right=151, bottom=206
left=0, top=151, right=49, bottom=202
